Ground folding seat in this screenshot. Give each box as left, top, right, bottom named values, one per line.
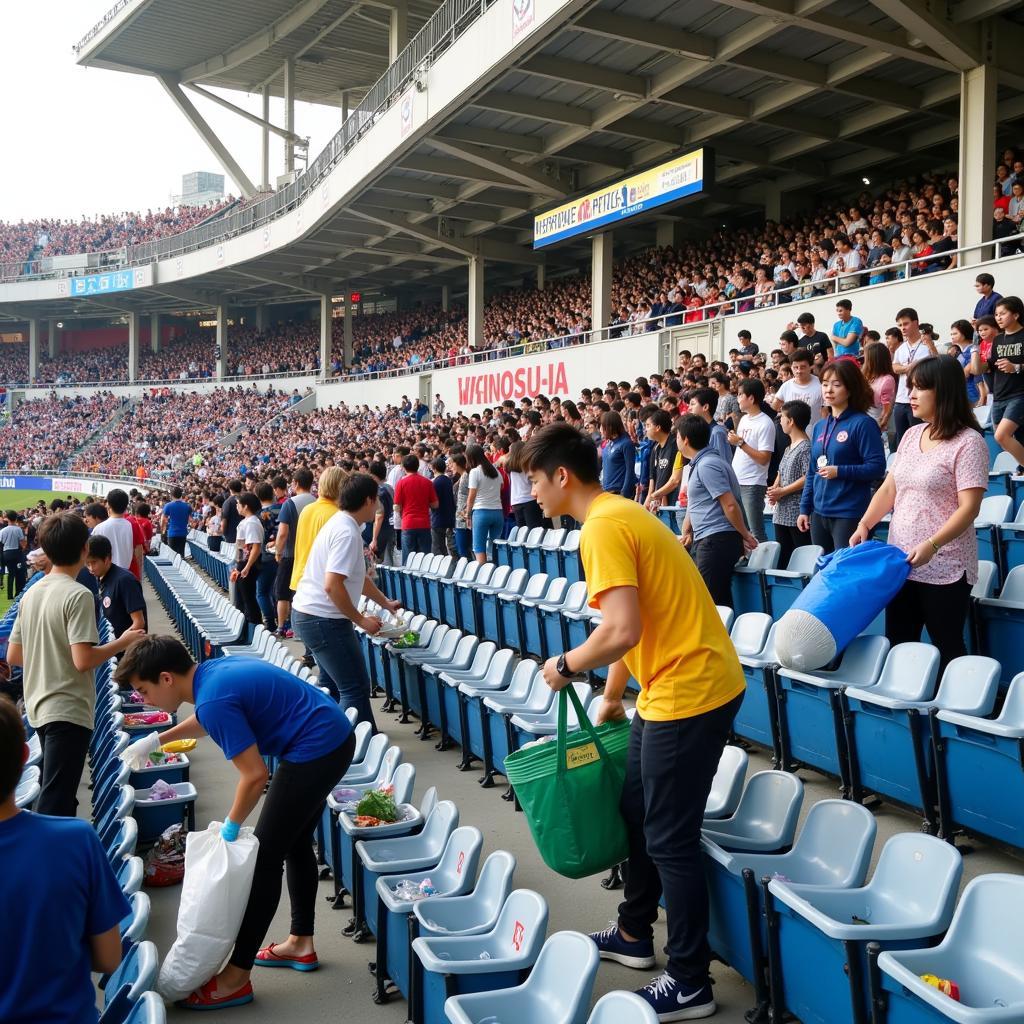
left=766, top=833, right=962, bottom=1024
left=394, top=625, right=451, bottom=719
left=119, top=891, right=151, bottom=954
left=443, top=930, right=598, bottom=1024
left=974, top=494, right=1013, bottom=578
left=700, top=770, right=803, bottom=853
left=482, top=668, right=552, bottom=781
left=529, top=528, right=566, bottom=578
left=775, top=634, right=890, bottom=790
left=411, top=890, right=548, bottom=1024
left=844, top=653, right=1000, bottom=830
left=116, top=991, right=165, bottom=1024
left=702, top=800, right=873, bottom=1019
left=987, top=450, right=1018, bottom=500
left=717, top=605, right=735, bottom=631
left=478, top=569, right=527, bottom=646
left=562, top=604, right=605, bottom=686
left=438, top=560, right=479, bottom=626
left=106, top=818, right=139, bottom=868
left=873, top=874, right=1024, bottom=1024
left=586, top=992, right=658, bottom=1024
left=342, top=733, right=390, bottom=785
left=499, top=572, right=548, bottom=653
left=418, top=555, right=456, bottom=620
left=519, top=577, right=569, bottom=659
left=557, top=529, right=583, bottom=583
left=537, top=581, right=588, bottom=664
left=414, top=849, right=516, bottom=939
left=492, top=525, right=528, bottom=568
left=509, top=681, right=591, bottom=751
left=966, top=560, right=999, bottom=654
left=14, top=766, right=40, bottom=810
left=116, top=855, right=144, bottom=898
left=704, top=745, right=748, bottom=820
left=456, top=562, right=501, bottom=634
left=98, top=940, right=158, bottom=1024
left=733, top=622, right=782, bottom=758
left=419, top=635, right=478, bottom=741
left=764, top=545, right=824, bottom=619
left=510, top=527, right=546, bottom=573
left=974, top=564, right=1024, bottom=686
left=435, top=642, right=501, bottom=750
left=459, top=658, right=532, bottom=780
left=379, top=617, right=436, bottom=709
left=372, top=826, right=483, bottom=1003
left=732, top=541, right=782, bottom=616
left=393, top=552, right=429, bottom=610
left=933, top=671, right=1024, bottom=848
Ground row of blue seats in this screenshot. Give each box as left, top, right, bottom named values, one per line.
left=491, top=525, right=582, bottom=582
left=185, top=529, right=236, bottom=590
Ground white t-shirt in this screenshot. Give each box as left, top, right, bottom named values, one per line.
left=776, top=376, right=824, bottom=423
left=292, top=511, right=365, bottom=619
left=468, top=466, right=504, bottom=510
left=93, top=517, right=135, bottom=571
left=509, top=471, right=533, bottom=506
left=732, top=411, right=776, bottom=486
left=894, top=340, right=932, bottom=403
left=236, top=515, right=264, bottom=554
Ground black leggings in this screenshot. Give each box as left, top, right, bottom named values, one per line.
left=512, top=501, right=551, bottom=529
left=774, top=523, right=810, bottom=568
left=885, top=573, right=971, bottom=675
left=230, top=732, right=356, bottom=969
left=233, top=566, right=262, bottom=625
left=36, top=721, right=92, bottom=817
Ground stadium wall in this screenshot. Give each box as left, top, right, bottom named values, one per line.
left=0, top=475, right=111, bottom=496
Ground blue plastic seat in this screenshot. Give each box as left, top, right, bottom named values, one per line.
left=462, top=659, right=536, bottom=782
left=342, top=733, right=390, bottom=785
left=520, top=577, right=570, bottom=659
left=701, top=770, right=803, bottom=852
left=734, top=622, right=782, bottom=758
left=100, top=940, right=158, bottom=1024
left=975, top=565, right=1024, bottom=686
left=444, top=930, right=598, bottom=1024
left=15, top=766, right=40, bottom=810
left=492, top=526, right=528, bottom=568
left=434, top=642, right=500, bottom=747
left=483, top=668, right=552, bottom=778
left=104, top=992, right=165, bottom=1024
left=425, top=556, right=462, bottom=621
left=539, top=581, right=588, bottom=664
left=511, top=527, right=546, bottom=572
left=767, top=833, right=962, bottom=1024
left=844, top=653, right=999, bottom=829
left=975, top=494, right=1013, bottom=580
left=119, top=891, right=151, bottom=953
left=412, top=890, right=549, bottom=1024
left=996, top=504, right=1024, bottom=582
left=765, top=545, right=824, bottom=619
left=400, top=628, right=459, bottom=720
left=586, top=991, right=658, bottom=1023
left=116, top=855, right=144, bottom=898
left=500, top=573, right=549, bottom=653
left=439, top=560, right=481, bottom=627
left=776, top=634, right=890, bottom=790
left=510, top=682, right=591, bottom=749
left=415, top=850, right=516, bottom=938
left=478, top=569, right=528, bottom=647
left=456, top=563, right=500, bottom=634
left=373, top=826, right=484, bottom=1002
left=420, top=635, right=479, bottom=740
left=705, top=745, right=748, bottom=819
left=933, top=671, right=1024, bottom=848
left=875, top=873, right=1024, bottom=1023
left=558, top=530, right=583, bottom=583
left=732, top=541, right=782, bottom=615
left=531, top=528, right=567, bottom=578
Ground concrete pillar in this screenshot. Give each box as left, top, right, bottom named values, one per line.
left=959, top=64, right=996, bottom=264
left=468, top=256, right=484, bottom=349
left=343, top=295, right=353, bottom=366
left=591, top=232, right=613, bottom=335
left=47, top=318, right=59, bottom=359
left=340, top=89, right=351, bottom=124
left=260, top=85, right=271, bottom=191
left=150, top=312, right=161, bottom=353
left=283, top=59, right=296, bottom=174
left=215, top=304, right=229, bottom=380
left=127, top=312, right=140, bottom=383
left=255, top=305, right=267, bottom=333
left=319, top=294, right=332, bottom=377
left=28, top=319, right=39, bottom=384
left=389, top=0, right=408, bottom=62
left=536, top=263, right=545, bottom=291
left=441, top=284, right=450, bottom=311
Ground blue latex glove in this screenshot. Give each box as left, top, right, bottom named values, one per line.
left=221, top=818, right=240, bottom=842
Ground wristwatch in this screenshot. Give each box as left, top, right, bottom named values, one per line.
left=556, top=653, right=575, bottom=679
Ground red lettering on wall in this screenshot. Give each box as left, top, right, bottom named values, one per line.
left=455, top=360, right=569, bottom=407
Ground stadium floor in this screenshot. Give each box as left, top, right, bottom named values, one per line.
left=101, top=582, right=1022, bottom=1024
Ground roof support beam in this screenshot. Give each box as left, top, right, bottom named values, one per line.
left=520, top=55, right=648, bottom=98
left=470, top=92, right=594, bottom=128
left=428, top=138, right=567, bottom=197
left=346, top=208, right=477, bottom=257
left=436, top=125, right=546, bottom=155
left=868, top=0, right=981, bottom=69
left=157, top=75, right=257, bottom=197
left=953, top=0, right=1020, bottom=21
left=185, top=84, right=305, bottom=144
left=399, top=153, right=543, bottom=190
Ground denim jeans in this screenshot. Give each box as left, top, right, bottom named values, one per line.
left=454, top=527, right=472, bottom=559
left=256, top=559, right=278, bottom=629
left=739, top=484, right=767, bottom=542
left=291, top=612, right=377, bottom=731
left=472, top=508, right=504, bottom=556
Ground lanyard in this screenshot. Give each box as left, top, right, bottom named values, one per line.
left=820, top=414, right=842, bottom=457
left=904, top=342, right=923, bottom=364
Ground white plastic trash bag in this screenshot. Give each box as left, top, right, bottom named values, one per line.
left=157, top=821, right=259, bottom=1002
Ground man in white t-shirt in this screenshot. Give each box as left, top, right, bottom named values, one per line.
left=891, top=306, right=938, bottom=449
left=771, top=348, right=823, bottom=422
left=292, top=473, right=401, bottom=726
left=231, top=492, right=264, bottom=627
left=727, top=379, right=776, bottom=542
left=84, top=503, right=133, bottom=572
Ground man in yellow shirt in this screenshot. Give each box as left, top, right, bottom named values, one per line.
left=525, top=422, right=745, bottom=1021
left=289, top=466, right=348, bottom=592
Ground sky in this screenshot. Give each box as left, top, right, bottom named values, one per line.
left=0, top=2, right=345, bottom=222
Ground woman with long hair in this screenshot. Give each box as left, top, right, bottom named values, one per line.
left=797, top=359, right=886, bottom=552
left=449, top=453, right=472, bottom=559
left=506, top=441, right=548, bottom=528
left=862, top=342, right=897, bottom=432
left=464, top=444, right=503, bottom=564
left=850, top=355, right=988, bottom=670
left=600, top=410, right=637, bottom=497
left=949, top=318, right=986, bottom=408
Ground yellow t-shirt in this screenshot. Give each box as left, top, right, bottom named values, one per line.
left=581, top=491, right=745, bottom=721
left=290, top=498, right=341, bottom=591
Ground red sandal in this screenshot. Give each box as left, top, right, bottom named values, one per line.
left=178, top=978, right=254, bottom=1011
left=254, top=943, right=320, bottom=972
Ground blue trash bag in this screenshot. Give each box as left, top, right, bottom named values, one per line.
left=775, top=541, right=910, bottom=671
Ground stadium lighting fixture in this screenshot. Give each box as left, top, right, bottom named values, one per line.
left=56, top=322, right=63, bottom=328
left=862, top=177, right=870, bottom=185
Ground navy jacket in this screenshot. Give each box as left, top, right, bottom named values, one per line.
left=602, top=434, right=637, bottom=497
left=800, top=409, right=886, bottom=519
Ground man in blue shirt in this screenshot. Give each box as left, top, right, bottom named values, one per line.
left=86, top=535, right=147, bottom=647
left=161, top=485, right=192, bottom=557
left=430, top=457, right=456, bottom=555
left=830, top=298, right=864, bottom=358
left=0, top=696, right=129, bottom=1024
left=972, top=273, right=1002, bottom=323
left=116, top=637, right=356, bottom=1011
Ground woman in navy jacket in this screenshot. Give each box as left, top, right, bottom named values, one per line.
left=798, top=359, right=886, bottom=552
left=600, top=410, right=637, bottom=497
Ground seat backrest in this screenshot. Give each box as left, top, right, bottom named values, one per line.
left=992, top=451, right=1018, bottom=474
left=521, top=573, right=550, bottom=600
left=466, top=642, right=497, bottom=676
left=745, top=541, right=781, bottom=571
left=409, top=614, right=428, bottom=631
left=587, top=991, right=659, bottom=1024
left=104, top=939, right=158, bottom=1007
left=1015, top=504, right=1024, bottom=526
left=506, top=526, right=527, bottom=544
left=521, top=669, right=555, bottom=712
left=975, top=404, right=992, bottom=429
left=541, top=528, right=567, bottom=551
left=524, top=931, right=600, bottom=1013
left=939, top=873, right=1024, bottom=957
left=933, top=656, right=1001, bottom=714
left=998, top=673, right=1024, bottom=726
left=344, top=707, right=359, bottom=725
left=419, top=801, right=460, bottom=851
left=733, top=771, right=803, bottom=830
left=465, top=850, right=516, bottom=923
left=123, top=991, right=165, bottom=1024
left=418, top=786, right=439, bottom=819
left=524, top=527, right=546, bottom=547
left=500, top=568, right=529, bottom=595
left=451, top=557, right=470, bottom=581
left=977, top=494, right=1012, bottom=525
left=707, top=745, right=748, bottom=816
left=450, top=635, right=478, bottom=665
left=562, top=581, right=589, bottom=613
left=973, top=560, right=999, bottom=599
left=433, top=630, right=463, bottom=661
left=437, top=556, right=456, bottom=579
left=541, top=577, right=570, bottom=604
left=790, top=799, right=876, bottom=886
left=486, top=565, right=512, bottom=589
left=831, top=634, right=890, bottom=687
left=433, top=826, right=484, bottom=888
left=717, top=606, right=735, bottom=632
left=417, top=620, right=439, bottom=647
left=460, top=561, right=481, bottom=584
left=390, top=763, right=416, bottom=805
left=998, top=565, right=1024, bottom=603
left=562, top=529, right=581, bottom=553
left=491, top=889, right=549, bottom=961
left=424, top=624, right=450, bottom=655
left=504, top=659, right=538, bottom=700
left=730, top=612, right=773, bottom=656
left=785, top=544, right=823, bottom=574
left=377, top=746, right=402, bottom=786
left=867, top=833, right=963, bottom=927
left=873, top=642, right=940, bottom=701
left=475, top=563, right=496, bottom=587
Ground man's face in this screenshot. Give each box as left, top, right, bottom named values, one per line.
left=131, top=675, right=181, bottom=713
left=836, top=305, right=849, bottom=322
left=86, top=554, right=111, bottom=579
left=897, top=316, right=917, bottom=340
left=528, top=468, right=570, bottom=519
left=687, top=397, right=709, bottom=420
left=84, top=514, right=99, bottom=529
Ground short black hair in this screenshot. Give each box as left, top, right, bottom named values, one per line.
left=0, top=696, right=25, bottom=804
left=836, top=298, right=853, bottom=312
left=255, top=482, right=274, bottom=502
left=689, top=387, right=719, bottom=416
left=238, top=492, right=261, bottom=514
left=293, top=468, right=314, bottom=490
left=739, top=379, right=766, bottom=405
left=675, top=413, right=711, bottom=450
left=790, top=348, right=813, bottom=366
left=402, top=454, right=420, bottom=474
left=87, top=534, right=113, bottom=560
left=85, top=502, right=108, bottom=521
left=895, top=307, right=919, bottom=323
left=114, top=635, right=194, bottom=687
left=38, top=513, right=89, bottom=566
left=340, top=472, right=379, bottom=512
left=781, top=400, right=812, bottom=431
left=522, top=423, right=600, bottom=484
left=369, top=461, right=387, bottom=480
left=228, top=479, right=243, bottom=493
left=996, top=295, right=1024, bottom=321
left=647, top=409, right=672, bottom=433
left=171, top=486, right=184, bottom=499
left=272, top=476, right=288, bottom=491
left=976, top=273, right=995, bottom=288
left=796, top=312, right=816, bottom=326
left=107, top=489, right=129, bottom=514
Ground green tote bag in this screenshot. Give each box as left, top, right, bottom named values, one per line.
left=504, top=685, right=632, bottom=879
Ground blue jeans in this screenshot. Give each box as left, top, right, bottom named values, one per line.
left=472, top=508, right=504, bottom=557
left=454, top=527, right=472, bottom=559
left=403, top=528, right=431, bottom=559
left=291, top=612, right=377, bottom=731
left=256, top=560, right=278, bottom=629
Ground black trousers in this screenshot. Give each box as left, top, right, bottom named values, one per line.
left=233, top=568, right=262, bottom=625
left=618, top=695, right=743, bottom=984
left=431, top=527, right=456, bottom=557
left=774, top=522, right=810, bottom=568
left=167, top=535, right=187, bottom=557
left=230, top=731, right=356, bottom=969
left=404, top=528, right=432, bottom=556
left=3, top=550, right=23, bottom=599
left=810, top=514, right=860, bottom=555
left=513, top=500, right=550, bottom=529
left=886, top=572, right=971, bottom=675
left=892, top=403, right=922, bottom=452
left=36, top=721, right=93, bottom=817
left=691, top=530, right=744, bottom=609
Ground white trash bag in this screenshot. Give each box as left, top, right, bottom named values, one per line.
left=157, top=821, right=259, bottom=1002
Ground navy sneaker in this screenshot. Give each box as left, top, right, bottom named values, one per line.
left=589, top=922, right=656, bottom=969
left=635, top=973, right=715, bottom=1021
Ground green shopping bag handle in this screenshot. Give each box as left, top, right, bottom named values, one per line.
left=555, top=685, right=626, bottom=786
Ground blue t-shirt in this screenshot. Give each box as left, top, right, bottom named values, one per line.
left=831, top=316, right=864, bottom=356
left=0, top=813, right=130, bottom=1024
left=431, top=474, right=456, bottom=529
left=162, top=499, right=192, bottom=538
left=193, top=656, right=352, bottom=762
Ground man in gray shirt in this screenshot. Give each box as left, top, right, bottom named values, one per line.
left=274, top=467, right=315, bottom=639
left=0, top=512, right=26, bottom=599
left=677, top=415, right=758, bottom=609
